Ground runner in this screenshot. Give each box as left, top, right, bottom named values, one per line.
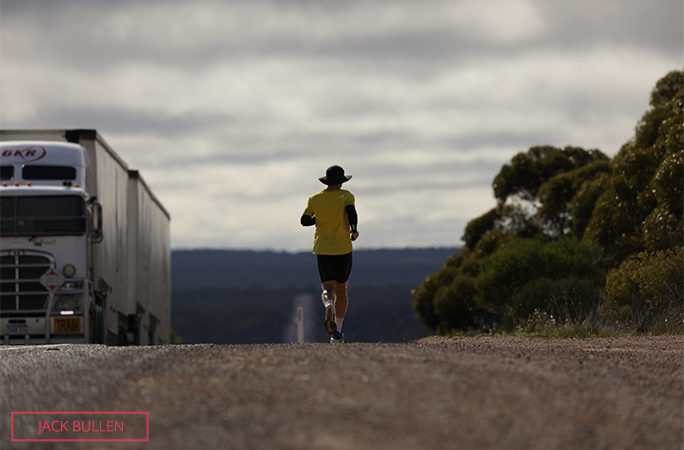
left=301, top=165, right=359, bottom=344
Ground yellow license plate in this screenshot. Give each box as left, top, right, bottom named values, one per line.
left=54, top=317, right=81, bottom=333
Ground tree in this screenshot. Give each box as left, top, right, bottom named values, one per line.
left=584, top=70, right=683, bottom=266
left=461, top=207, right=500, bottom=251
left=463, top=146, right=607, bottom=250
left=566, top=172, right=610, bottom=238
left=643, top=87, right=683, bottom=252
left=492, top=146, right=607, bottom=205
left=536, top=159, right=611, bottom=237
left=413, top=69, right=683, bottom=335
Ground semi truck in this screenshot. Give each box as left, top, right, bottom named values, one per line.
left=0, top=129, right=171, bottom=345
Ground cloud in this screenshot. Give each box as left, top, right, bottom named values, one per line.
left=30, top=106, right=234, bottom=137
left=1, top=0, right=681, bottom=250
left=536, top=0, right=683, bottom=55
left=2, top=0, right=547, bottom=63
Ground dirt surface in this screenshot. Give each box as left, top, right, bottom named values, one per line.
left=1, top=336, right=682, bottom=450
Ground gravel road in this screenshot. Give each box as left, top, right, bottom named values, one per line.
left=1, top=336, right=682, bottom=450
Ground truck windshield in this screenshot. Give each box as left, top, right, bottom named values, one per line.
left=22, top=165, right=77, bottom=180
left=0, top=166, right=13, bottom=180
left=0, top=196, right=86, bottom=237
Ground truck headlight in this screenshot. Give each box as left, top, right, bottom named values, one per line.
left=63, top=264, right=77, bottom=278
left=52, top=295, right=84, bottom=313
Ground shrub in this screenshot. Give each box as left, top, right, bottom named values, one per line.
left=602, top=247, right=684, bottom=332
left=413, top=266, right=458, bottom=330
left=509, top=276, right=602, bottom=326
left=433, top=276, right=478, bottom=333
left=475, top=237, right=603, bottom=311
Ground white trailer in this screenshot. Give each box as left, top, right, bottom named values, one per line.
left=0, top=129, right=170, bottom=345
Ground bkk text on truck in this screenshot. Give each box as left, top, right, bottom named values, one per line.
left=0, top=129, right=170, bottom=345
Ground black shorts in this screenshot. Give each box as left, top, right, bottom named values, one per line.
left=316, top=253, right=353, bottom=284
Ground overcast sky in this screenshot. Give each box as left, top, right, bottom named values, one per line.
left=1, top=0, right=681, bottom=251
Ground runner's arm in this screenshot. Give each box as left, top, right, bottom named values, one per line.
left=300, top=214, right=316, bottom=226
left=346, top=204, right=358, bottom=233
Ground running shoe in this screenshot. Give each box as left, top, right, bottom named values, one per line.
left=324, top=300, right=337, bottom=334
left=330, top=331, right=345, bottom=344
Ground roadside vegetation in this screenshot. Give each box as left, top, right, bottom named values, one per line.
left=413, top=70, right=684, bottom=338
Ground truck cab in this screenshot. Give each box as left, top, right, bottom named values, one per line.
left=1, top=142, right=99, bottom=344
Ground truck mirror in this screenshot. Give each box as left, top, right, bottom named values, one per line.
left=92, top=201, right=103, bottom=243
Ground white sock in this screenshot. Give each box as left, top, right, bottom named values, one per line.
left=335, top=317, right=344, bottom=332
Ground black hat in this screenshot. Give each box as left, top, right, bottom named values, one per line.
left=319, top=165, right=352, bottom=185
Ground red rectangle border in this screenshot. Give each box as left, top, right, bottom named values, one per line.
left=11, top=411, right=149, bottom=442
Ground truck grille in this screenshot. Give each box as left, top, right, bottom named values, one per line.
left=0, top=251, right=52, bottom=311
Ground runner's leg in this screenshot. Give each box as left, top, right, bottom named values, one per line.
left=322, top=280, right=338, bottom=333
left=334, top=282, right=348, bottom=330
left=321, top=280, right=337, bottom=306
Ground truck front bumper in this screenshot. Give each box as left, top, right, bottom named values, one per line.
left=1, top=315, right=85, bottom=345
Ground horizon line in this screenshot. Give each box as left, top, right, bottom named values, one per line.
left=171, top=245, right=463, bottom=253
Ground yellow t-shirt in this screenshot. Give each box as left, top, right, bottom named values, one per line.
left=303, top=189, right=355, bottom=255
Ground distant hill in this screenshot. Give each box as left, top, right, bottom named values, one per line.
left=172, top=247, right=461, bottom=288
left=171, top=247, right=461, bottom=344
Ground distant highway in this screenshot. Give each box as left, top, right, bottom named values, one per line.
left=1, top=336, right=682, bottom=449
